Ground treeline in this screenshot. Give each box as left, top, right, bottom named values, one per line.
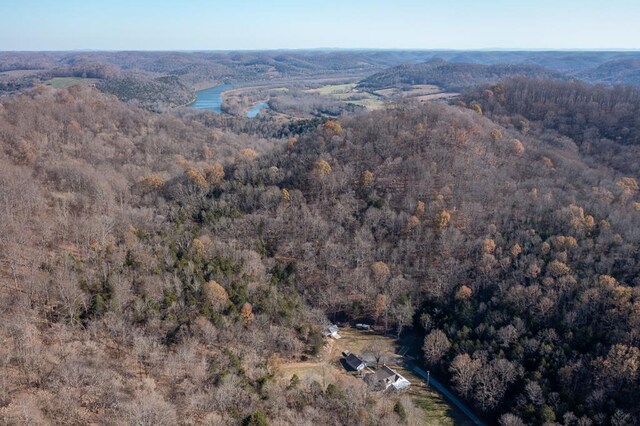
left=358, top=59, right=563, bottom=91
left=578, top=58, right=640, bottom=86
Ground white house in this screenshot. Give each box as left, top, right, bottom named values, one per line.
left=365, top=365, right=411, bottom=391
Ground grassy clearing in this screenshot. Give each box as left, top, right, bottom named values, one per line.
left=374, top=84, right=443, bottom=99
left=330, top=328, right=471, bottom=425
left=395, top=364, right=471, bottom=425
left=276, top=327, right=472, bottom=424
left=307, top=83, right=386, bottom=110
left=0, top=69, right=40, bottom=77
left=44, top=77, right=99, bottom=88
left=346, top=98, right=386, bottom=110
left=415, top=93, right=460, bottom=103
left=308, top=83, right=357, bottom=95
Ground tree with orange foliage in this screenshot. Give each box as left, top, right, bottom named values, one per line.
left=203, top=280, right=229, bottom=312
left=239, top=148, right=257, bottom=161
left=490, top=128, right=503, bottom=142
left=185, top=167, right=208, bottom=190
left=510, top=139, right=525, bottom=156
left=370, top=261, right=390, bottom=283
left=281, top=188, right=290, bottom=202
left=192, top=238, right=206, bottom=258
left=203, top=163, right=224, bottom=186
left=323, top=120, right=342, bottom=136
left=142, top=174, right=165, bottom=191
left=433, top=210, right=451, bottom=230
left=312, top=159, right=332, bottom=177
left=405, top=215, right=420, bottom=231
left=240, top=303, right=254, bottom=321
left=360, top=170, right=374, bottom=188
left=455, top=285, right=473, bottom=301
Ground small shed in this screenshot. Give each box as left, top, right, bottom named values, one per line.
left=323, top=324, right=340, bottom=339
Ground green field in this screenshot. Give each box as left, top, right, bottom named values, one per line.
left=346, top=98, right=386, bottom=110
left=44, top=77, right=100, bottom=88
left=308, top=83, right=386, bottom=110
left=308, top=83, right=357, bottom=94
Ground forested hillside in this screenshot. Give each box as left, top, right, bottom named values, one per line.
left=97, top=73, right=195, bottom=110
left=463, top=78, right=640, bottom=175
left=578, top=58, right=640, bottom=86
left=1, top=81, right=640, bottom=425
left=358, top=60, right=563, bottom=91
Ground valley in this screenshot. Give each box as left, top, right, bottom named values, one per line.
left=2, top=43, right=640, bottom=426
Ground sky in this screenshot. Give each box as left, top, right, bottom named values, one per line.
left=1, top=0, right=639, bottom=51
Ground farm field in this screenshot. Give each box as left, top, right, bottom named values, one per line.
left=307, top=83, right=386, bottom=110
left=308, top=83, right=358, bottom=96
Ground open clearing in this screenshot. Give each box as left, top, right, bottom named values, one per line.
left=308, top=83, right=358, bottom=95
left=278, top=327, right=471, bottom=425
left=0, top=69, right=41, bottom=77
left=374, top=84, right=442, bottom=98
left=415, top=92, right=460, bottom=102
left=44, top=77, right=100, bottom=88
left=308, top=83, right=386, bottom=110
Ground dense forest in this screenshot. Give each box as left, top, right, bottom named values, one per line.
left=1, top=74, right=640, bottom=425
left=97, top=73, right=195, bottom=111
left=463, top=78, right=640, bottom=175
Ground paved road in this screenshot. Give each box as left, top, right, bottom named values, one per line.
left=405, top=362, right=486, bottom=426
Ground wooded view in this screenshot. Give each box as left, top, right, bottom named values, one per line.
left=2, top=2, right=640, bottom=425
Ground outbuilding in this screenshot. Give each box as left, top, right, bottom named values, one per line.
left=323, top=324, right=341, bottom=339
left=344, top=353, right=367, bottom=372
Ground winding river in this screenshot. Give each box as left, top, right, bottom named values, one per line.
left=190, top=85, right=270, bottom=118
left=188, top=84, right=232, bottom=113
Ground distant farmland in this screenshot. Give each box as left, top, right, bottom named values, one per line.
left=44, top=77, right=100, bottom=88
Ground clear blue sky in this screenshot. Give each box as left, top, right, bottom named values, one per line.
left=1, top=0, right=639, bottom=50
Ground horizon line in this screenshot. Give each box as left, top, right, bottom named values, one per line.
left=2, top=47, right=640, bottom=53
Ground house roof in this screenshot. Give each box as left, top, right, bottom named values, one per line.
left=370, top=365, right=397, bottom=382
left=344, top=353, right=366, bottom=371
left=328, top=324, right=339, bottom=333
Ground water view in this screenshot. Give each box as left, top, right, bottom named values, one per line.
left=247, top=101, right=269, bottom=118
left=189, top=84, right=232, bottom=112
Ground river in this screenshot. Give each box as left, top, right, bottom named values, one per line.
left=189, top=85, right=270, bottom=118
left=246, top=101, right=269, bottom=118
left=188, top=84, right=233, bottom=113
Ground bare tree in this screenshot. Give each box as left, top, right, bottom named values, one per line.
left=422, top=329, right=451, bottom=365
